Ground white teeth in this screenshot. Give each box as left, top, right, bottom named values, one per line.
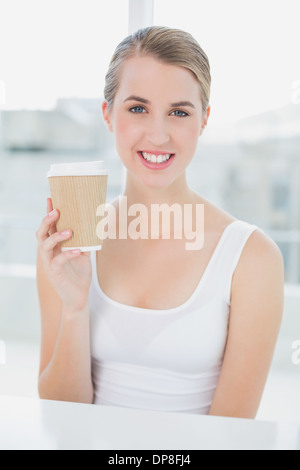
left=141, top=152, right=172, bottom=163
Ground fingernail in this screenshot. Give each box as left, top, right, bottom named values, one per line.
left=61, top=230, right=72, bottom=237
left=48, top=209, right=57, bottom=217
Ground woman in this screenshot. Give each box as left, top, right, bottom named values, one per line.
left=36, top=26, right=284, bottom=418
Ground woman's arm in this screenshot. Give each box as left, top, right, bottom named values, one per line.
left=37, top=253, right=94, bottom=404
left=36, top=199, right=94, bottom=404
left=209, top=230, right=284, bottom=419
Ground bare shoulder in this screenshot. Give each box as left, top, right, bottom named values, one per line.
left=232, top=228, right=285, bottom=316
left=235, top=228, right=284, bottom=278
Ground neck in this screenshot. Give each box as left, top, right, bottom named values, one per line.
left=110, top=171, right=204, bottom=243
left=122, top=171, right=195, bottom=209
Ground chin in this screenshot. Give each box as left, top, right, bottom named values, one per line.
left=123, top=156, right=184, bottom=191
left=137, top=171, right=181, bottom=191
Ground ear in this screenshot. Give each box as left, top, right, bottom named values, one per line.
left=102, top=101, right=114, bottom=133
left=199, top=105, right=211, bottom=136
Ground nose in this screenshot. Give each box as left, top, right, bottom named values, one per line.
left=145, top=116, right=170, bottom=147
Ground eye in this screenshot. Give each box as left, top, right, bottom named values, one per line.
left=170, top=109, right=189, bottom=117
left=129, top=106, right=146, bottom=114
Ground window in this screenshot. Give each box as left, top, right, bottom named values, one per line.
left=154, top=0, right=300, bottom=284
left=0, top=0, right=129, bottom=110
left=0, top=0, right=129, bottom=395
left=152, top=0, right=300, bottom=423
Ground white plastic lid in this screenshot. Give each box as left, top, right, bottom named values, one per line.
left=47, top=161, right=108, bottom=177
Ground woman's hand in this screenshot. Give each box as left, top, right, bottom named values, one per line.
left=36, top=198, right=92, bottom=311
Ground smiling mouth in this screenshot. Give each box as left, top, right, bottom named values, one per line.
left=139, top=151, right=175, bottom=164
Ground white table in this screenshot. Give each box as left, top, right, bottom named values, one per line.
left=0, top=395, right=299, bottom=450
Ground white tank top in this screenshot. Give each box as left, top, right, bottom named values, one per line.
left=89, top=220, right=259, bottom=414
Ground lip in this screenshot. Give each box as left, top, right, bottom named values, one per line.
left=137, top=151, right=175, bottom=170
left=140, top=150, right=174, bottom=156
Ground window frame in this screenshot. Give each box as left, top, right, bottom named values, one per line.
left=128, top=0, right=154, bottom=33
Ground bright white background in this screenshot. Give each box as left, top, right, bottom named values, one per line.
left=0, top=0, right=299, bottom=125
left=0, top=0, right=128, bottom=110
left=154, top=0, right=300, bottom=124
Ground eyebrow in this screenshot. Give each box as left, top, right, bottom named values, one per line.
left=123, top=95, right=195, bottom=109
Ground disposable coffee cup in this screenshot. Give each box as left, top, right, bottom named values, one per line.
left=47, top=161, right=108, bottom=252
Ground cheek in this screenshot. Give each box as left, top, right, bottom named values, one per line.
left=113, top=116, right=143, bottom=168
left=175, top=121, right=200, bottom=152
left=114, top=118, right=129, bottom=145
left=114, top=116, right=140, bottom=147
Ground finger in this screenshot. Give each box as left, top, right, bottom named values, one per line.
left=42, top=230, right=72, bottom=253
left=47, top=198, right=57, bottom=236
left=36, top=209, right=59, bottom=243
left=46, top=197, right=53, bottom=214
left=52, top=249, right=82, bottom=270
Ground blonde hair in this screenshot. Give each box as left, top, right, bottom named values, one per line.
left=104, top=26, right=211, bottom=112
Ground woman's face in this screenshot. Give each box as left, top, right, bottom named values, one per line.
left=103, top=55, right=210, bottom=189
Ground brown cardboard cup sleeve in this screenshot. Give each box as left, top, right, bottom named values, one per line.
left=47, top=161, right=108, bottom=252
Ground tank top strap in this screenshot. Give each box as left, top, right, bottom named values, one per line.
left=209, top=220, right=259, bottom=305
left=89, top=221, right=260, bottom=310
